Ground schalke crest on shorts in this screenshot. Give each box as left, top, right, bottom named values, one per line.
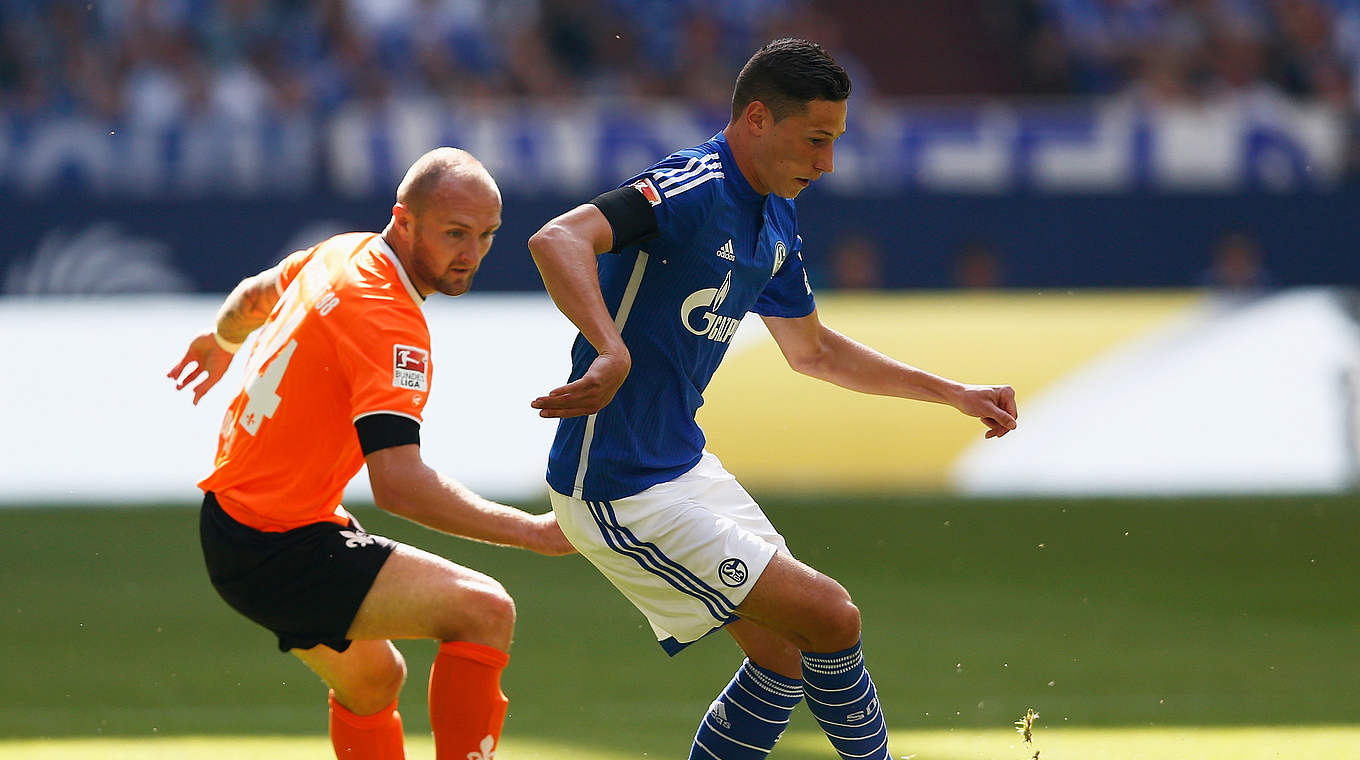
left=718, top=557, right=748, bottom=587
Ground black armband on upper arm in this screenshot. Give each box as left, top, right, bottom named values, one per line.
left=355, top=413, right=421, bottom=456
left=590, top=185, right=660, bottom=251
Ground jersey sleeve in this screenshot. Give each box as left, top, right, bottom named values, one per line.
left=333, top=302, right=432, bottom=424
left=618, top=155, right=717, bottom=256
left=276, top=246, right=317, bottom=294
left=753, top=234, right=817, bottom=318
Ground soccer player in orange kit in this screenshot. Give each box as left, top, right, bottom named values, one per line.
left=169, top=147, right=572, bottom=760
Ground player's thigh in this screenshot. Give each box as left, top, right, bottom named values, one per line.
left=346, top=543, right=515, bottom=648
left=293, top=638, right=407, bottom=713
left=735, top=551, right=859, bottom=652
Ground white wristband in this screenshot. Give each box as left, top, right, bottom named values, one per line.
left=212, top=329, right=243, bottom=354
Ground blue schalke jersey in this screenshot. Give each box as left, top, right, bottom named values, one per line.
left=546, top=132, right=817, bottom=500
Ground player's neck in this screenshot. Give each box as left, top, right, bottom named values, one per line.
left=721, top=124, right=770, bottom=196
left=380, top=224, right=434, bottom=298
left=380, top=225, right=401, bottom=263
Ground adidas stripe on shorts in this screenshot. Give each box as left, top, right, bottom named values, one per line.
left=550, top=451, right=786, bottom=654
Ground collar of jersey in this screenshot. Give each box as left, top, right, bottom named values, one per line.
left=712, top=132, right=763, bottom=205
left=369, top=234, right=426, bottom=306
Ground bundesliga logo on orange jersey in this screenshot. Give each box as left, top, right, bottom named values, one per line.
left=393, top=345, right=428, bottom=391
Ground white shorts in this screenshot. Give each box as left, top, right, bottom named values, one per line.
left=550, top=451, right=787, bottom=654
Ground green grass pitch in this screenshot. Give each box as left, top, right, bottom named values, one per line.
left=2, top=493, right=1356, bottom=759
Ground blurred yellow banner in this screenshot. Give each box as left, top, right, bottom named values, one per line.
left=698, top=290, right=1201, bottom=492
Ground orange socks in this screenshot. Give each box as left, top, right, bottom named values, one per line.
left=325, top=641, right=507, bottom=760
left=429, top=641, right=510, bottom=760
left=329, top=690, right=405, bottom=760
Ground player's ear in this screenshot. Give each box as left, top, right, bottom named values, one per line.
left=391, top=202, right=414, bottom=236
left=743, top=100, right=771, bottom=135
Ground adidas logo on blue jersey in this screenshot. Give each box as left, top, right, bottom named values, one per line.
left=715, top=239, right=735, bottom=261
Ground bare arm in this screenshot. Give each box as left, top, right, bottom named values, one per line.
left=366, top=444, right=574, bottom=555
left=213, top=266, right=283, bottom=346
left=167, top=265, right=282, bottom=404
left=761, top=310, right=1018, bottom=439
left=527, top=204, right=631, bottom=418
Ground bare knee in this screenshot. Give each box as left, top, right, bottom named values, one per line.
left=740, top=555, right=864, bottom=654
left=813, top=598, right=862, bottom=653
left=439, top=580, right=516, bottom=650
left=795, top=580, right=862, bottom=653
left=334, top=651, right=407, bottom=715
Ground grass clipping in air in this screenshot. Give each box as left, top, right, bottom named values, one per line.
left=1015, top=708, right=1040, bottom=759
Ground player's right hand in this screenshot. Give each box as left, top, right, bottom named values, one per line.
left=530, top=349, right=630, bottom=418
left=168, top=332, right=234, bottom=405
left=953, top=383, right=1018, bottom=439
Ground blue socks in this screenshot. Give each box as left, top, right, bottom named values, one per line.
left=802, top=641, right=890, bottom=760
left=689, top=642, right=890, bottom=760
left=689, top=659, right=803, bottom=759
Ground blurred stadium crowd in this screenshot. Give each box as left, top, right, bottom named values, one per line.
left=2, top=0, right=1359, bottom=123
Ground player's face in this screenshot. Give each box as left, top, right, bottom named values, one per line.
left=756, top=98, right=847, bottom=199
left=408, top=179, right=502, bottom=297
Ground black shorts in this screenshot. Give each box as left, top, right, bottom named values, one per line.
left=199, top=491, right=397, bottom=653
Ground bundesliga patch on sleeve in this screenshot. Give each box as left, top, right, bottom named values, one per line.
left=629, top=177, right=663, bottom=206
left=392, top=344, right=428, bottom=391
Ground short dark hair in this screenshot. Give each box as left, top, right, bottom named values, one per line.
left=730, top=38, right=852, bottom=122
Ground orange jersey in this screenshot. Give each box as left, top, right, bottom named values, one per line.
left=200, top=232, right=431, bottom=532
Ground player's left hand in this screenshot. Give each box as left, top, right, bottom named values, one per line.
left=953, top=384, right=1018, bottom=439
left=530, top=349, right=630, bottom=418
left=167, top=331, right=234, bottom=405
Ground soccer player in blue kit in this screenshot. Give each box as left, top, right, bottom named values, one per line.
left=528, top=39, right=1018, bottom=760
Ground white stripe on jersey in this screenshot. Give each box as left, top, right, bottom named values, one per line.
left=372, top=234, right=424, bottom=305
left=653, top=153, right=720, bottom=188
left=651, top=156, right=701, bottom=184
left=572, top=250, right=651, bottom=498
left=663, top=171, right=725, bottom=198
left=612, top=250, right=650, bottom=328
left=573, top=416, right=599, bottom=500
